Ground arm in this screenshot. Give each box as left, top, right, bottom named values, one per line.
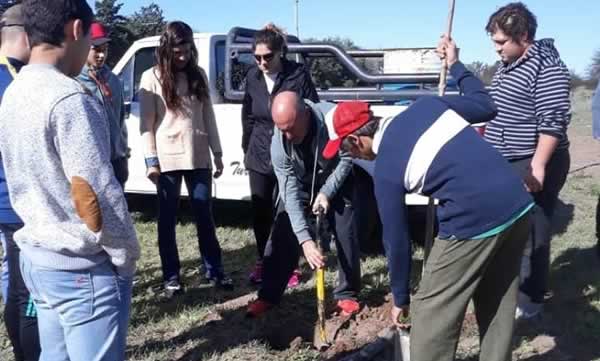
left=117, top=76, right=129, bottom=158
left=271, top=133, right=312, bottom=243
left=241, top=76, right=255, bottom=153
left=318, top=149, right=352, bottom=200
left=53, top=93, right=140, bottom=276
left=440, top=62, right=498, bottom=123
left=200, top=69, right=222, bottom=158
left=374, top=171, right=412, bottom=307
left=138, top=70, right=160, bottom=170
left=534, top=65, right=570, bottom=147
left=435, top=36, right=497, bottom=123
left=527, top=65, right=571, bottom=190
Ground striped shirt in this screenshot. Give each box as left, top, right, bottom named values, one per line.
left=484, top=39, right=571, bottom=160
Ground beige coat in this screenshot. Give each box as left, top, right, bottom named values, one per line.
left=139, top=67, right=222, bottom=173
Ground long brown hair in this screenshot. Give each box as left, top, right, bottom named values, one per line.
left=156, top=21, right=209, bottom=111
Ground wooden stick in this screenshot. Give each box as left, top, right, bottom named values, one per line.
left=438, top=0, right=457, bottom=97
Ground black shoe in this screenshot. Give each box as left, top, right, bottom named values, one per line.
left=210, top=276, right=234, bottom=291
left=164, top=279, right=184, bottom=298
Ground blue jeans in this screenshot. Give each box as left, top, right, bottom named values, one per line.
left=157, top=168, right=224, bottom=282
left=1, top=229, right=8, bottom=304
left=20, top=254, right=132, bottom=361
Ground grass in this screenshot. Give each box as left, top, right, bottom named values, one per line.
left=1, top=88, right=599, bottom=360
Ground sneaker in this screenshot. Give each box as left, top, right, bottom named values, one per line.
left=210, top=275, right=234, bottom=291
left=164, top=279, right=184, bottom=298
left=249, top=261, right=263, bottom=284
left=515, top=292, right=543, bottom=320
left=337, top=299, right=360, bottom=316
left=246, top=299, right=273, bottom=318
left=287, top=269, right=302, bottom=288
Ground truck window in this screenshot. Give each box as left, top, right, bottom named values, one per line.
left=215, top=40, right=254, bottom=101
left=119, top=46, right=157, bottom=103
left=133, top=47, right=157, bottom=100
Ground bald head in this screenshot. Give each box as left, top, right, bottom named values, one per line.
left=0, top=27, right=30, bottom=63
left=271, top=91, right=310, bottom=144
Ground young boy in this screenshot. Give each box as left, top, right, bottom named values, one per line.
left=0, top=1, right=140, bottom=359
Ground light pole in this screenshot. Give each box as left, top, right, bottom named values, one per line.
left=294, top=0, right=299, bottom=38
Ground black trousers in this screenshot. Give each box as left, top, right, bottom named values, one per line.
left=258, top=176, right=361, bottom=304
left=2, top=224, right=40, bottom=361
left=509, top=148, right=570, bottom=303
left=248, top=169, right=278, bottom=260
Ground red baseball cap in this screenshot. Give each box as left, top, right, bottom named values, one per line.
left=322, top=101, right=371, bottom=159
left=90, top=22, right=110, bottom=46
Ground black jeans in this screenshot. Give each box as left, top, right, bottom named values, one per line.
left=248, top=169, right=278, bottom=260
left=258, top=176, right=361, bottom=304
left=509, top=148, right=570, bottom=303
left=1, top=224, right=40, bottom=361
left=157, top=169, right=224, bottom=282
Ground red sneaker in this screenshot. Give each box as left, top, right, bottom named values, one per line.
left=287, top=269, right=301, bottom=288
left=249, top=260, right=263, bottom=284
left=246, top=299, right=273, bottom=318
left=337, top=299, right=360, bottom=316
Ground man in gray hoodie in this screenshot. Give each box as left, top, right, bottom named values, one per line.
left=0, top=1, right=140, bottom=359
left=246, top=91, right=361, bottom=317
left=484, top=2, right=571, bottom=319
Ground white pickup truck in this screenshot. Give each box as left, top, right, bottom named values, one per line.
left=112, top=27, right=455, bottom=201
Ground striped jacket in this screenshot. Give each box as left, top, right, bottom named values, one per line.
left=484, top=39, right=571, bottom=160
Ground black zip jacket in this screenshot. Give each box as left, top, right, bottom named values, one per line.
left=241, top=59, right=319, bottom=174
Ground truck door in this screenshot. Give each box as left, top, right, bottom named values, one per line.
left=117, top=46, right=157, bottom=195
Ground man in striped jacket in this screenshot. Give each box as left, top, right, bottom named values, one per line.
left=484, top=2, right=571, bottom=320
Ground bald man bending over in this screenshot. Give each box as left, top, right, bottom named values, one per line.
left=246, top=91, right=362, bottom=317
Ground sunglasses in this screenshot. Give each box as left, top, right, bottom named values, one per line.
left=254, top=52, right=276, bottom=63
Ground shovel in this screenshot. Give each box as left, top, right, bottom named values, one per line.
left=313, top=207, right=330, bottom=349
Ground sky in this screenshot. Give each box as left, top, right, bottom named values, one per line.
left=89, top=0, right=597, bottom=75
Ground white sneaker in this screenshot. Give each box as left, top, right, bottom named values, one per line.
left=515, top=291, right=543, bottom=320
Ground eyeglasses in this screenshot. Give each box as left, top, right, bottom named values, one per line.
left=254, top=52, right=275, bottom=63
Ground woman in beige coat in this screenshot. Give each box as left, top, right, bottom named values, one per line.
left=139, top=21, right=232, bottom=297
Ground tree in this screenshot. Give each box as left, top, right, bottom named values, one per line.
left=466, top=61, right=501, bottom=85
left=303, top=37, right=363, bottom=89
left=126, top=2, right=166, bottom=39
left=95, top=0, right=134, bottom=67
left=588, top=48, right=600, bottom=82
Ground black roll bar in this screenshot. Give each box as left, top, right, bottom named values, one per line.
left=224, top=27, right=455, bottom=102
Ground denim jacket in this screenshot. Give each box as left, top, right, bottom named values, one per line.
left=271, top=100, right=352, bottom=243
left=77, top=64, right=128, bottom=160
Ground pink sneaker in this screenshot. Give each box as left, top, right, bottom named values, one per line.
left=287, top=269, right=301, bottom=288
left=249, top=261, right=263, bottom=284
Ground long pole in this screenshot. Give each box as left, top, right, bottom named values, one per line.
left=438, top=0, right=456, bottom=97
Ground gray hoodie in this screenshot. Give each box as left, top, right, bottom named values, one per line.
left=271, top=100, right=352, bottom=243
